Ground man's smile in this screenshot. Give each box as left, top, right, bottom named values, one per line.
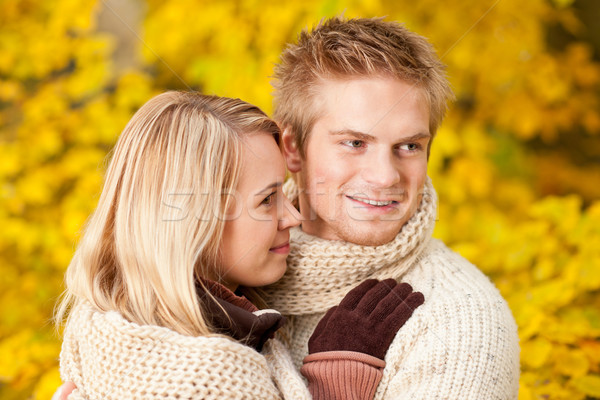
left=346, top=195, right=398, bottom=207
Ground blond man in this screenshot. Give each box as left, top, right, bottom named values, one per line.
left=263, top=16, right=520, bottom=399
left=56, top=16, right=520, bottom=400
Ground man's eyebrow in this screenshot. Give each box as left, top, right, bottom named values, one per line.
left=398, top=132, right=431, bottom=142
left=257, top=181, right=282, bottom=194
left=330, top=130, right=431, bottom=142
left=330, top=129, right=376, bottom=141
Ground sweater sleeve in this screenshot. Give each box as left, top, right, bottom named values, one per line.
left=301, top=351, right=386, bottom=400
left=60, top=303, right=286, bottom=400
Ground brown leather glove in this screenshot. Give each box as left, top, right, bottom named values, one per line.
left=308, top=279, right=424, bottom=360
left=203, top=295, right=285, bottom=352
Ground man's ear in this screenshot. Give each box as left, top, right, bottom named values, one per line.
left=281, top=127, right=302, bottom=173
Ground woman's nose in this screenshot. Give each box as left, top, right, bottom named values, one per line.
left=278, top=194, right=302, bottom=230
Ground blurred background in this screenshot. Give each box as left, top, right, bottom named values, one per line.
left=1, top=0, right=599, bottom=398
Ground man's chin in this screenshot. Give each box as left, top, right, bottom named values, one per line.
left=335, top=225, right=401, bottom=246
left=301, top=218, right=405, bottom=246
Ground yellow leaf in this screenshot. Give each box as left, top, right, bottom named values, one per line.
left=33, top=366, right=62, bottom=400
left=580, top=340, right=600, bottom=368
left=518, top=384, right=533, bottom=400
left=551, top=0, right=574, bottom=8
left=572, top=374, right=600, bottom=398
left=521, top=337, right=553, bottom=368
left=553, top=347, right=589, bottom=377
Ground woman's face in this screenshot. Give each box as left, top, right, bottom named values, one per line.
left=217, top=133, right=301, bottom=291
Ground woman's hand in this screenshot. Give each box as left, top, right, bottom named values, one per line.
left=52, top=382, right=76, bottom=400
left=308, top=278, right=424, bottom=359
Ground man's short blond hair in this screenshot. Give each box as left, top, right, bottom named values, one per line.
left=272, top=16, right=454, bottom=157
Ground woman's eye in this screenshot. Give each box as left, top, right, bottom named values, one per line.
left=261, top=192, right=276, bottom=206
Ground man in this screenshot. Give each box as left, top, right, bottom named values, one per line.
left=57, top=16, right=519, bottom=400
left=262, top=16, right=520, bottom=399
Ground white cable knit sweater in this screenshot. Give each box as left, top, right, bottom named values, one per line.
left=264, top=178, right=521, bottom=399
left=60, top=302, right=311, bottom=399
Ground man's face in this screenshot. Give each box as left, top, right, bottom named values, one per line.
left=284, top=76, right=430, bottom=246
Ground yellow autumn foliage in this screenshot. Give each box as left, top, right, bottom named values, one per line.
left=1, top=0, right=598, bottom=399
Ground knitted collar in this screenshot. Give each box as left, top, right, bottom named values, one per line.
left=263, top=177, right=437, bottom=315
left=198, top=279, right=285, bottom=351
left=199, top=278, right=258, bottom=313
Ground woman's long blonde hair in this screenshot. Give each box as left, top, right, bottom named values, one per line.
left=56, top=91, right=281, bottom=336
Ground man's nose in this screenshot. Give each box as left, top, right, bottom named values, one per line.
left=361, top=150, right=401, bottom=188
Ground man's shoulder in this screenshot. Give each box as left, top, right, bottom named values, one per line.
left=407, top=238, right=516, bottom=326
left=381, top=240, right=520, bottom=399
left=419, top=238, right=482, bottom=273
left=414, top=238, right=502, bottom=296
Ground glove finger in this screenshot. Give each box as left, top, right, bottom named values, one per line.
left=308, top=306, right=338, bottom=353
left=252, top=313, right=286, bottom=352
left=355, top=278, right=397, bottom=315
left=254, top=310, right=284, bottom=331
left=204, top=296, right=253, bottom=338
left=338, top=279, right=380, bottom=310
left=384, top=291, right=425, bottom=329
left=369, top=282, right=413, bottom=322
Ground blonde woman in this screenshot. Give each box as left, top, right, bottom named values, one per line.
left=55, top=91, right=424, bottom=399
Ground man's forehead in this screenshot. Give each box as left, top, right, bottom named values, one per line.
left=314, top=75, right=426, bottom=98
left=309, top=77, right=429, bottom=129
left=311, top=76, right=427, bottom=115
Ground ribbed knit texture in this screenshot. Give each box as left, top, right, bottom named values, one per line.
left=301, top=351, right=385, bottom=400
left=60, top=302, right=311, bottom=399
left=265, top=177, right=521, bottom=399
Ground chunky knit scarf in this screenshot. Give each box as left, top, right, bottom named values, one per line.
left=60, top=302, right=311, bottom=400
left=263, top=177, right=437, bottom=315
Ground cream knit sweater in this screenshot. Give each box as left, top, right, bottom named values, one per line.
left=264, top=178, right=521, bottom=399
left=60, top=302, right=311, bottom=399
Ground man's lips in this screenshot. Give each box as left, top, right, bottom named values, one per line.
left=269, top=242, right=290, bottom=254
left=346, top=195, right=400, bottom=207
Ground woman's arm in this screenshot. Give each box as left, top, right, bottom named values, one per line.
left=301, top=279, right=424, bottom=400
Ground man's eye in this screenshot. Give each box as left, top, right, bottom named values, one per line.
left=400, top=143, right=421, bottom=151
left=343, top=140, right=364, bottom=148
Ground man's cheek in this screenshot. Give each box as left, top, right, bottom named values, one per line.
left=307, top=180, right=338, bottom=220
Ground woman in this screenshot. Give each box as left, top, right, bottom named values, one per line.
left=55, top=91, right=423, bottom=399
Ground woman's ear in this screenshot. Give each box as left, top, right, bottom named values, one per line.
left=281, top=128, right=302, bottom=173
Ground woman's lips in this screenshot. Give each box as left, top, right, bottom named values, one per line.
left=269, top=242, right=290, bottom=254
